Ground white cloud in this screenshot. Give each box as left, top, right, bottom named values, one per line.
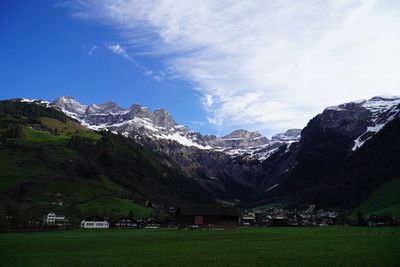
left=107, top=44, right=129, bottom=58
left=69, top=0, right=400, bottom=135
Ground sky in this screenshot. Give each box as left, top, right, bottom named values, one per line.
left=1, top=0, right=400, bottom=137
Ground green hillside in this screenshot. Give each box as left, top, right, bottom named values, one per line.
left=349, top=178, right=400, bottom=219
left=0, top=100, right=213, bottom=228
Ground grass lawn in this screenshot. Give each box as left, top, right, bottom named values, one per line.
left=1, top=226, right=399, bottom=266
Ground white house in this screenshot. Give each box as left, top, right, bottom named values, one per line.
left=81, top=216, right=109, bottom=229
left=44, top=212, right=66, bottom=226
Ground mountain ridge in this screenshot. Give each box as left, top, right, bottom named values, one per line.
left=52, top=95, right=300, bottom=159
left=7, top=94, right=400, bottom=208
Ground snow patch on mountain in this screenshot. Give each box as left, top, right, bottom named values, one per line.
left=352, top=96, right=400, bottom=151
left=156, top=132, right=212, bottom=150
left=326, top=95, right=400, bottom=151
left=264, top=183, right=279, bottom=193
left=19, top=98, right=52, bottom=108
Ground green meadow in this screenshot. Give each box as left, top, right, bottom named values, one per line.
left=349, top=178, right=400, bottom=220
left=1, top=226, right=399, bottom=266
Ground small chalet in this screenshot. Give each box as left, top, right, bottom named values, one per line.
left=113, top=217, right=137, bottom=228
left=43, top=212, right=67, bottom=227
left=81, top=216, right=109, bottom=229
left=176, top=205, right=240, bottom=230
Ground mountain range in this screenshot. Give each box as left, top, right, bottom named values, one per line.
left=52, top=95, right=301, bottom=158
left=2, top=95, right=400, bottom=213
left=51, top=95, right=400, bottom=157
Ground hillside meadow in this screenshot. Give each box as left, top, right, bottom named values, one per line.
left=0, top=101, right=214, bottom=227
left=1, top=226, right=399, bottom=266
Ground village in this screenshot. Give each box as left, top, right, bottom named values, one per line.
left=37, top=204, right=400, bottom=230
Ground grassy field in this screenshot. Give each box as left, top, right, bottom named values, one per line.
left=1, top=226, right=399, bottom=266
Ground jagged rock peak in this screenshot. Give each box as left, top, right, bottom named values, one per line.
left=223, top=129, right=263, bottom=140
left=54, top=95, right=77, bottom=102
left=325, top=95, right=400, bottom=112
left=52, top=96, right=180, bottom=129
left=129, top=104, right=154, bottom=119
left=86, top=101, right=122, bottom=114
left=272, top=129, right=301, bottom=142
left=154, top=109, right=177, bottom=128
left=130, top=103, right=149, bottom=110
left=211, top=129, right=269, bottom=148
left=370, top=95, right=400, bottom=101
left=53, top=95, right=82, bottom=106
left=53, top=96, right=87, bottom=118
left=203, top=134, right=218, bottom=142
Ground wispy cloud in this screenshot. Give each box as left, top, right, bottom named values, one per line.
left=107, top=43, right=164, bottom=81
left=88, top=45, right=97, bottom=56
left=82, top=44, right=98, bottom=56
left=68, top=0, right=400, bottom=134
left=107, top=44, right=131, bottom=59
left=144, top=70, right=163, bottom=82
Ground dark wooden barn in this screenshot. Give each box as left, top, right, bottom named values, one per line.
left=176, top=205, right=240, bottom=230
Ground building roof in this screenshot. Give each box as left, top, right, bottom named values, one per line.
left=83, top=216, right=106, bottom=221
left=177, top=205, right=240, bottom=217
left=114, top=217, right=135, bottom=222
left=267, top=215, right=289, bottom=220
left=46, top=211, right=66, bottom=216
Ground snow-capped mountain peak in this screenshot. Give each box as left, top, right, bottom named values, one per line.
left=86, top=101, right=122, bottom=115
left=51, top=96, right=298, bottom=160
left=272, top=129, right=301, bottom=142
left=52, top=96, right=212, bottom=149
left=322, top=95, right=400, bottom=151
left=352, top=95, right=400, bottom=150
left=52, top=96, right=87, bottom=120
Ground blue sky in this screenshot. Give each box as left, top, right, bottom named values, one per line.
left=1, top=0, right=400, bottom=137
left=0, top=0, right=213, bottom=134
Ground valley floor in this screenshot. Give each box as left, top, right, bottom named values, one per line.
left=1, top=226, right=399, bottom=266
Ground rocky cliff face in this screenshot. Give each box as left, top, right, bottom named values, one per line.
left=254, top=95, right=400, bottom=207
left=311, top=96, right=400, bottom=150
